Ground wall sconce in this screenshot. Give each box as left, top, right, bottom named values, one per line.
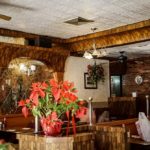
left=19, top=63, right=36, bottom=76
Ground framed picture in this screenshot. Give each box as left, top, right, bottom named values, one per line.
left=84, top=73, right=97, bottom=89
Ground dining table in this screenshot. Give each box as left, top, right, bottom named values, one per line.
left=129, top=135, right=150, bottom=150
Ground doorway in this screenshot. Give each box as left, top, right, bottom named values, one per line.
left=110, top=75, right=122, bottom=97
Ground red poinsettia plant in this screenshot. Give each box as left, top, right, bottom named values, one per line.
left=18, top=79, right=87, bottom=135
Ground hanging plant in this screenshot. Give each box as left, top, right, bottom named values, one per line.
left=87, top=63, right=105, bottom=84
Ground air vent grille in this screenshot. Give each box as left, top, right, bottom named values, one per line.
left=65, top=17, right=94, bottom=25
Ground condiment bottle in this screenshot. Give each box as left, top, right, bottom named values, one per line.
left=0, top=121, right=2, bottom=130
left=2, top=117, right=7, bottom=129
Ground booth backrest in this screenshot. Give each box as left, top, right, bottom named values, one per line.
left=97, top=118, right=138, bottom=135
left=0, top=114, right=34, bottom=128
left=108, top=97, right=136, bottom=119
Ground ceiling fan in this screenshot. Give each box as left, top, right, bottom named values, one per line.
left=118, top=51, right=128, bottom=63
left=0, top=14, right=11, bottom=21
left=0, top=1, right=34, bottom=21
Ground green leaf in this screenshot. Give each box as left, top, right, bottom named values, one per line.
left=45, top=93, right=49, bottom=103
left=32, top=107, right=41, bottom=117
left=0, top=144, right=8, bottom=150
left=45, top=110, right=52, bottom=117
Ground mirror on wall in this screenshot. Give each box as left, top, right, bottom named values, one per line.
left=0, top=57, right=53, bottom=115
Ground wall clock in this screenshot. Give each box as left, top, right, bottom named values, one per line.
left=135, top=75, right=143, bottom=85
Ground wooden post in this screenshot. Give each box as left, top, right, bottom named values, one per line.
left=146, top=95, right=149, bottom=117
left=34, top=116, right=39, bottom=133
left=53, top=72, right=64, bottom=82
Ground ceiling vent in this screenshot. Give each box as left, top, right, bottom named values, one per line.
left=65, top=17, right=94, bottom=25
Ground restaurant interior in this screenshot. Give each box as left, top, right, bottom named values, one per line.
left=0, top=0, right=150, bottom=150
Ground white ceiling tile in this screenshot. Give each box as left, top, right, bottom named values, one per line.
left=0, top=0, right=150, bottom=38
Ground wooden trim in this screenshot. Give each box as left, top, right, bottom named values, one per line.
left=0, top=28, right=38, bottom=39
left=66, top=19, right=150, bottom=43
left=53, top=72, right=64, bottom=82
left=96, top=118, right=137, bottom=126
left=0, top=42, right=69, bottom=56
left=0, top=28, right=66, bottom=43
left=68, top=26, right=150, bottom=52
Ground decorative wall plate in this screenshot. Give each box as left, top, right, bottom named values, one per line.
left=135, top=75, right=143, bottom=85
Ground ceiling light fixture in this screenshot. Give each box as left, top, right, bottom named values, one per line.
left=98, top=47, right=107, bottom=57
left=19, top=63, right=36, bottom=76
left=92, top=43, right=101, bottom=56
left=83, top=51, right=93, bottom=59
left=83, top=28, right=108, bottom=59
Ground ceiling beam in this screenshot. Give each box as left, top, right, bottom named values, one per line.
left=0, top=28, right=38, bottom=39
left=0, top=42, right=69, bottom=56
left=66, top=19, right=150, bottom=43
left=0, top=42, right=69, bottom=71
left=1, top=19, right=150, bottom=53
left=66, top=19, right=150, bottom=52
left=0, top=28, right=65, bottom=43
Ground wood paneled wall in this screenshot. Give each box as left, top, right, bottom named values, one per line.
left=0, top=28, right=68, bottom=80
left=0, top=42, right=69, bottom=72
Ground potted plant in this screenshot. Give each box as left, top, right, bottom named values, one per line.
left=18, top=79, right=87, bottom=136
left=87, top=63, right=105, bottom=84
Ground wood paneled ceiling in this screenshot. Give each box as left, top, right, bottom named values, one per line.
left=0, top=0, right=150, bottom=38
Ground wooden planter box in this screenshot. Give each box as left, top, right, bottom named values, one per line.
left=17, top=132, right=95, bottom=150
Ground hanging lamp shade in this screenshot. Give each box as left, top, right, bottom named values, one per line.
left=83, top=51, right=93, bottom=59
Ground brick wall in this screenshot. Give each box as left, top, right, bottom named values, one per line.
left=122, top=59, right=150, bottom=97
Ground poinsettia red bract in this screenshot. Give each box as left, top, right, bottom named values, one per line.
left=18, top=79, right=87, bottom=136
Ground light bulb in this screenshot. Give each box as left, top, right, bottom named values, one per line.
left=30, top=65, right=36, bottom=71
left=83, top=51, right=93, bottom=59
